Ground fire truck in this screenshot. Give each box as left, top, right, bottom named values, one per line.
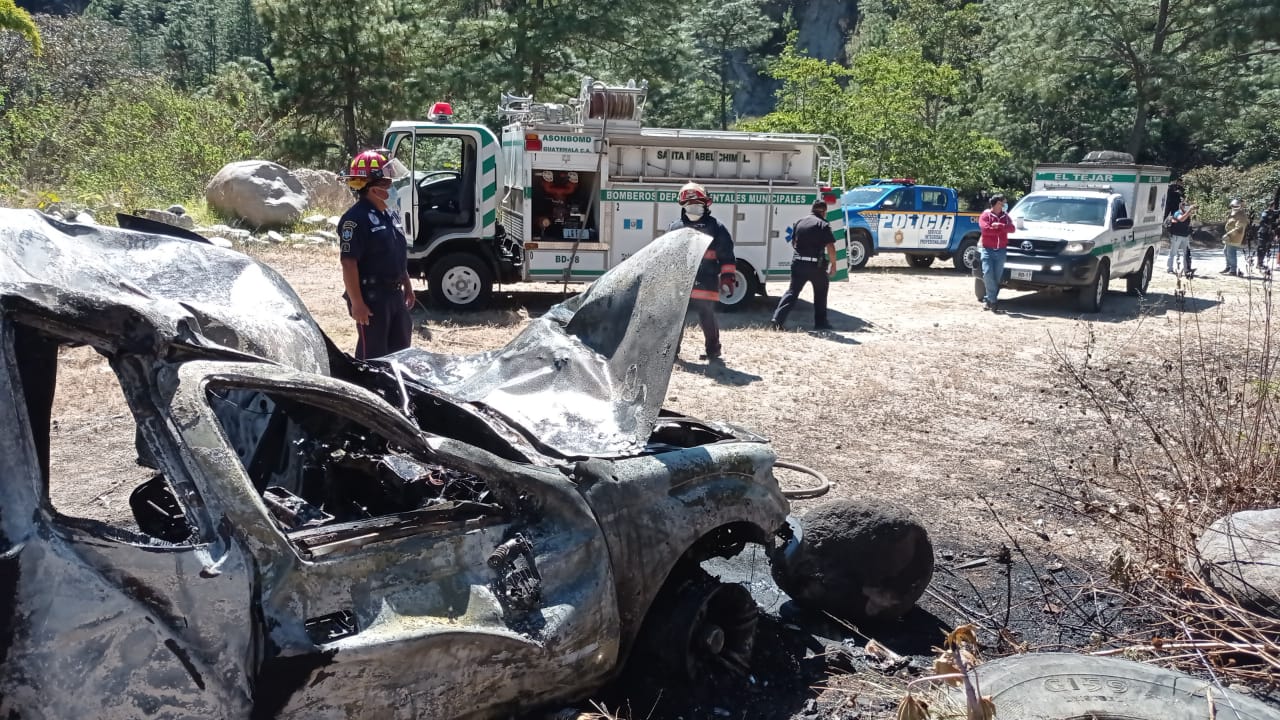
left=381, top=77, right=846, bottom=310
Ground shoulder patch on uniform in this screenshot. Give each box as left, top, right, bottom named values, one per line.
left=341, top=220, right=356, bottom=253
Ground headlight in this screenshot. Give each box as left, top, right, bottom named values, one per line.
left=1062, top=240, right=1095, bottom=255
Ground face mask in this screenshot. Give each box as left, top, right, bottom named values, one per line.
left=683, top=204, right=705, bottom=220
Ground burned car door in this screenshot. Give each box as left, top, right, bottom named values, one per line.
left=163, top=360, right=620, bottom=720
left=0, top=320, right=259, bottom=719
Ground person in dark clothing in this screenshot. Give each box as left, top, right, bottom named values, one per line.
left=669, top=181, right=736, bottom=362
left=1259, top=200, right=1279, bottom=274
left=338, top=150, right=416, bottom=360
left=770, top=200, right=837, bottom=330
left=1165, top=200, right=1196, bottom=276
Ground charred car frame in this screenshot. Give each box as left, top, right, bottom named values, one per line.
left=0, top=210, right=791, bottom=719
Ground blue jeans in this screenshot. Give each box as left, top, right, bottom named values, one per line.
left=981, top=248, right=1006, bottom=304
left=1225, top=244, right=1240, bottom=273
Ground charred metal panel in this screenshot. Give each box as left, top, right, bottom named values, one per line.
left=0, top=209, right=328, bottom=373
left=580, top=442, right=789, bottom=656
left=388, top=229, right=711, bottom=459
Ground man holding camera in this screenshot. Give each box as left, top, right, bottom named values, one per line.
left=1166, top=200, right=1196, bottom=276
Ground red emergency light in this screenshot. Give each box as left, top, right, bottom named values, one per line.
left=428, top=101, right=453, bottom=122
left=820, top=185, right=838, bottom=206
left=524, top=133, right=542, bottom=151
left=891, top=177, right=916, bottom=185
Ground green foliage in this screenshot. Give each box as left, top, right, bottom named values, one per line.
left=1, top=0, right=41, bottom=54
left=744, top=36, right=1009, bottom=195
left=1182, top=162, right=1280, bottom=223
left=258, top=0, right=420, bottom=160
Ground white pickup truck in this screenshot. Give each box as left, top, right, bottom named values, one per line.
left=976, top=153, right=1170, bottom=312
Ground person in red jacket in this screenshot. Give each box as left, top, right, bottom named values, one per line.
left=978, top=194, right=1016, bottom=311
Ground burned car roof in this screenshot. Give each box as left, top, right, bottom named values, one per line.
left=384, top=229, right=707, bottom=458
left=0, top=208, right=712, bottom=459
left=0, top=209, right=329, bottom=373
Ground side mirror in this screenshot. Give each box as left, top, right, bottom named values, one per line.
left=1113, top=217, right=1134, bottom=230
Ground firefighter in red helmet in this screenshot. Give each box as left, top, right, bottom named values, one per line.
left=668, top=182, right=736, bottom=362
left=338, top=150, right=416, bottom=360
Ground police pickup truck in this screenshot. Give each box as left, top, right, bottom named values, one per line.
left=841, top=179, right=982, bottom=271
left=976, top=154, right=1169, bottom=313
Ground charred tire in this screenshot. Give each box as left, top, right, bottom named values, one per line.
left=1077, top=259, right=1110, bottom=313
left=642, top=565, right=758, bottom=680
left=967, top=653, right=1278, bottom=719
left=907, top=254, right=935, bottom=269
left=428, top=252, right=493, bottom=311
left=953, top=236, right=980, bottom=271
left=847, top=232, right=871, bottom=270
left=1127, top=249, right=1154, bottom=296
left=718, top=262, right=759, bottom=311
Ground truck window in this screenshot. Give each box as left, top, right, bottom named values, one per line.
left=1010, top=196, right=1108, bottom=226
left=882, top=188, right=916, bottom=211
left=405, top=134, right=476, bottom=242
left=919, top=189, right=947, bottom=212
left=1112, top=199, right=1128, bottom=222
left=842, top=187, right=891, bottom=206
left=1147, top=186, right=1158, bottom=212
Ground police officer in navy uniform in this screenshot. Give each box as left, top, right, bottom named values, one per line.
left=770, top=200, right=837, bottom=330
left=669, top=182, right=736, bottom=361
left=339, top=150, right=416, bottom=360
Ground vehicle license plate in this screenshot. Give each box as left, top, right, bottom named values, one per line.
left=1012, top=269, right=1033, bottom=281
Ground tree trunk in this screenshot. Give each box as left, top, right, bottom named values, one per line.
left=343, top=103, right=358, bottom=156
left=1127, top=83, right=1148, bottom=160
left=719, top=57, right=728, bottom=130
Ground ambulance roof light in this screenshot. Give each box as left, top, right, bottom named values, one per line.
left=428, top=102, right=453, bottom=123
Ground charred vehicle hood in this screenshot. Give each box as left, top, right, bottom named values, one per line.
left=384, top=228, right=712, bottom=459
left=0, top=209, right=328, bottom=374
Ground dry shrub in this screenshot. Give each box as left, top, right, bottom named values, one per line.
left=1042, top=282, right=1280, bottom=687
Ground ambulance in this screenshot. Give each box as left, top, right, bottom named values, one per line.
left=381, top=76, right=846, bottom=310
left=986, top=152, right=1170, bottom=312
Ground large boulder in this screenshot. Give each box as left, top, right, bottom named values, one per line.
left=205, top=160, right=307, bottom=229
left=1193, top=509, right=1280, bottom=616
left=772, top=498, right=934, bottom=623
left=293, top=168, right=353, bottom=212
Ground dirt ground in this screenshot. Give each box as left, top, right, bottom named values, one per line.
left=43, top=240, right=1279, bottom=718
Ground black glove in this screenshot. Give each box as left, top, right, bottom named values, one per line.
left=720, top=272, right=737, bottom=291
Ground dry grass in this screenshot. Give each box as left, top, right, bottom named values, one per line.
left=1034, top=275, right=1280, bottom=690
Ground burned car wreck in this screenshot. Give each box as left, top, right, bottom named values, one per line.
left=0, top=209, right=791, bottom=719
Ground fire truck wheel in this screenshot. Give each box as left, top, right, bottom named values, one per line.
left=428, top=252, right=493, bottom=311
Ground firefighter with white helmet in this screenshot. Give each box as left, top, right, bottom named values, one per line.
left=669, top=181, right=736, bottom=362
left=338, top=150, right=416, bottom=360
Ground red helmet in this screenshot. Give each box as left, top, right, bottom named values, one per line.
left=678, top=182, right=711, bottom=207
left=343, top=150, right=389, bottom=190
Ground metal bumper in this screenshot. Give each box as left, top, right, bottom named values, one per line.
left=996, top=251, right=1100, bottom=289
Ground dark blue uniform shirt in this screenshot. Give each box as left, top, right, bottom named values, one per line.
left=339, top=197, right=408, bottom=290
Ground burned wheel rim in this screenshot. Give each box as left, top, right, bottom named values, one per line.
left=647, top=568, right=759, bottom=680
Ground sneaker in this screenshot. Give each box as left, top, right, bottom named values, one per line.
left=699, top=349, right=722, bottom=361
left=1220, top=269, right=1235, bottom=275
left=982, top=302, right=993, bottom=311
left=1167, top=268, right=1176, bottom=274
